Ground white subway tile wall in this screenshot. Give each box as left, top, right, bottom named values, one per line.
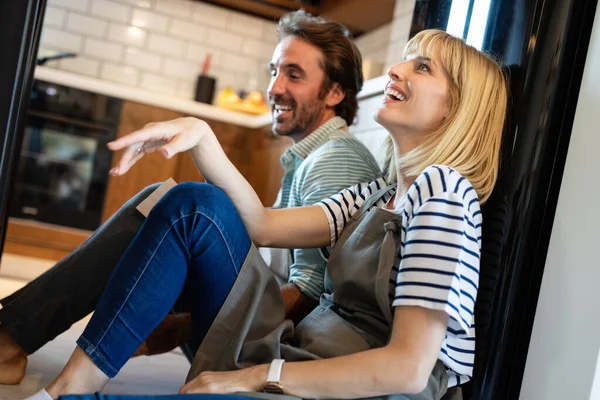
left=119, top=0, right=154, bottom=9
left=107, top=23, right=147, bottom=47
left=100, top=63, right=140, bottom=85
left=206, top=28, right=243, bottom=52
left=41, top=0, right=278, bottom=99
left=40, top=27, right=83, bottom=52
left=50, top=0, right=90, bottom=12
left=147, top=32, right=185, bottom=57
left=140, top=72, right=178, bottom=95
left=354, top=22, right=392, bottom=65
left=91, top=0, right=131, bottom=23
left=192, top=2, right=228, bottom=30
left=83, top=38, right=123, bottom=62
left=130, top=8, right=168, bottom=32
left=168, top=20, right=207, bottom=43
left=230, top=12, right=263, bottom=38
left=40, top=0, right=416, bottom=100
left=124, top=47, right=161, bottom=71
left=385, top=0, right=416, bottom=69
left=155, top=0, right=191, bottom=19
left=164, top=58, right=200, bottom=78
left=186, top=43, right=222, bottom=67
left=59, top=57, right=101, bottom=77
left=177, top=79, right=196, bottom=99
left=44, top=7, right=67, bottom=28
left=66, top=13, right=108, bottom=38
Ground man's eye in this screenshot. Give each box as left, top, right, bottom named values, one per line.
left=289, top=75, right=300, bottom=80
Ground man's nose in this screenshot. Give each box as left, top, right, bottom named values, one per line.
left=267, top=73, right=285, bottom=97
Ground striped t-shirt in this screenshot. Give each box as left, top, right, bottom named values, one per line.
left=317, top=165, right=481, bottom=387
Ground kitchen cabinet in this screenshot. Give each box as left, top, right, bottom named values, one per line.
left=5, top=99, right=289, bottom=262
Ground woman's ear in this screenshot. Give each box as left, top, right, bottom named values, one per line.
left=325, top=83, right=346, bottom=107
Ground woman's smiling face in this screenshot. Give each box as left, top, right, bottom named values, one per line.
left=374, top=52, right=452, bottom=143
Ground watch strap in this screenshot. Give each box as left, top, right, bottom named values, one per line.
left=266, top=359, right=285, bottom=383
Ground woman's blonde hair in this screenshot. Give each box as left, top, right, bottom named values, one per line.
left=382, top=30, right=507, bottom=204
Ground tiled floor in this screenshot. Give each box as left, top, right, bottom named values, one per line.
left=0, top=264, right=190, bottom=400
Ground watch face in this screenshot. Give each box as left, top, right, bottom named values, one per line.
left=263, top=383, right=284, bottom=394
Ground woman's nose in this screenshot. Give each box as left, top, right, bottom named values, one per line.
left=387, top=63, right=407, bottom=81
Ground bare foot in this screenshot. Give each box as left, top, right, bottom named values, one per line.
left=0, top=325, right=28, bottom=384
left=0, top=325, right=27, bottom=363
left=45, top=347, right=109, bottom=398
left=0, top=355, right=27, bottom=385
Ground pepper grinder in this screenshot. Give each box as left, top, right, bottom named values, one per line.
left=195, top=53, right=216, bottom=104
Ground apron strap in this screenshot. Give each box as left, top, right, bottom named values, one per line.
left=353, top=184, right=397, bottom=220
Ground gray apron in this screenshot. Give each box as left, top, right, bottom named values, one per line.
left=187, top=186, right=448, bottom=400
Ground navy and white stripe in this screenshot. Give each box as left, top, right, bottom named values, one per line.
left=317, top=165, right=481, bottom=388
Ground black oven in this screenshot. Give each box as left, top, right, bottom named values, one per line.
left=10, top=80, right=122, bottom=231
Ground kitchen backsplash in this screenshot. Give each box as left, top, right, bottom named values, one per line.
left=39, top=0, right=279, bottom=99
left=39, top=0, right=415, bottom=101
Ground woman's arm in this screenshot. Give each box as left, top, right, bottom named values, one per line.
left=180, top=305, right=449, bottom=398
left=107, top=117, right=331, bottom=249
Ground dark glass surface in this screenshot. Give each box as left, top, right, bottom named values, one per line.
left=0, top=0, right=47, bottom=255
left=410, top=0, right=598, bottom=398
left=28, top=80, right=122, bottom=125
left=9, top=81, right=122, bottom=231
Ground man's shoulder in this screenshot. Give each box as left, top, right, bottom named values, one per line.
left=303, top=129, right=379, bottom=169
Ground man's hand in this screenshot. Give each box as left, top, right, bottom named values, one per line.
left=179, top=365, right=269, bottom=394
left=133, top=313, right=193, bottom=357
left=280, top=283, right=318, bottom=325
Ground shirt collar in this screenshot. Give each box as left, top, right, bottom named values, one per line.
left=283, top=116, right=348, bottom=162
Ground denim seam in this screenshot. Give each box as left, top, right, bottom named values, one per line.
left=89, top=210, right=242, bottom=366
left=77, top=336, right=119, bottom=377
left=193, top=209, right=244, bottom=272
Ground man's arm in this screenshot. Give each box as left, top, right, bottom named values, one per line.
left=283, top=140, right=381, bottom=321
left=280, top=283, right=318, bottom=325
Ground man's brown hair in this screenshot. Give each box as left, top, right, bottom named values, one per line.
left=277, top=10, right=363, bottom=126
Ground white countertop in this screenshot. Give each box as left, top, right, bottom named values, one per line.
left=34, top=66, right=273, bottom=129
left=34, top=66, right=386, bottom=127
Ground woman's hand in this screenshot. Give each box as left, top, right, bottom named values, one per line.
left=107, top=117, right=213, bottom=176
left=179, top=365, right=268, bottom=394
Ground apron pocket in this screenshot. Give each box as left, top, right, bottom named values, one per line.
left=291, top=306, right=371, bottom=358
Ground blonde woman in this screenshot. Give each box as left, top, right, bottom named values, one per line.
left=28, top=29, right=507, bottom=400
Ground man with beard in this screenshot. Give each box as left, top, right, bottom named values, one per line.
left=0, top=10, right=380, bottom=385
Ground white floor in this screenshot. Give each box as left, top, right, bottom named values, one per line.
left=0, top=260, right=191, bottom=400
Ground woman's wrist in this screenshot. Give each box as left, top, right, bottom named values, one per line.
left=253, top=364, right=271, bottom=391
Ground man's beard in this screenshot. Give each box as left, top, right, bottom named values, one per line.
left=271, top=95, right=327, bottom=138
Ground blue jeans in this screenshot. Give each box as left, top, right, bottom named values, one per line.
left=76, top=182, right=251, bottom=378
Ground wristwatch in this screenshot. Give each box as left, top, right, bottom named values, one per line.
left=262, top=359, right=285, bottom=394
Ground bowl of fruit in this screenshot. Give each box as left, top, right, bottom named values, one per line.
left=216, top=87, right=270, bottom=115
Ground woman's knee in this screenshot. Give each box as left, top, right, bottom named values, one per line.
left=150, top=182, right=236, bottom=220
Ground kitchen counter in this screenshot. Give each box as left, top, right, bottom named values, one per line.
left=35, top=67, right=386, bottom=128
left=34, top=66, right=273, bottom=129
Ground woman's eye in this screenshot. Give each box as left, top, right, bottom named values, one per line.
left=417, top=62, right=431, bottom=72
